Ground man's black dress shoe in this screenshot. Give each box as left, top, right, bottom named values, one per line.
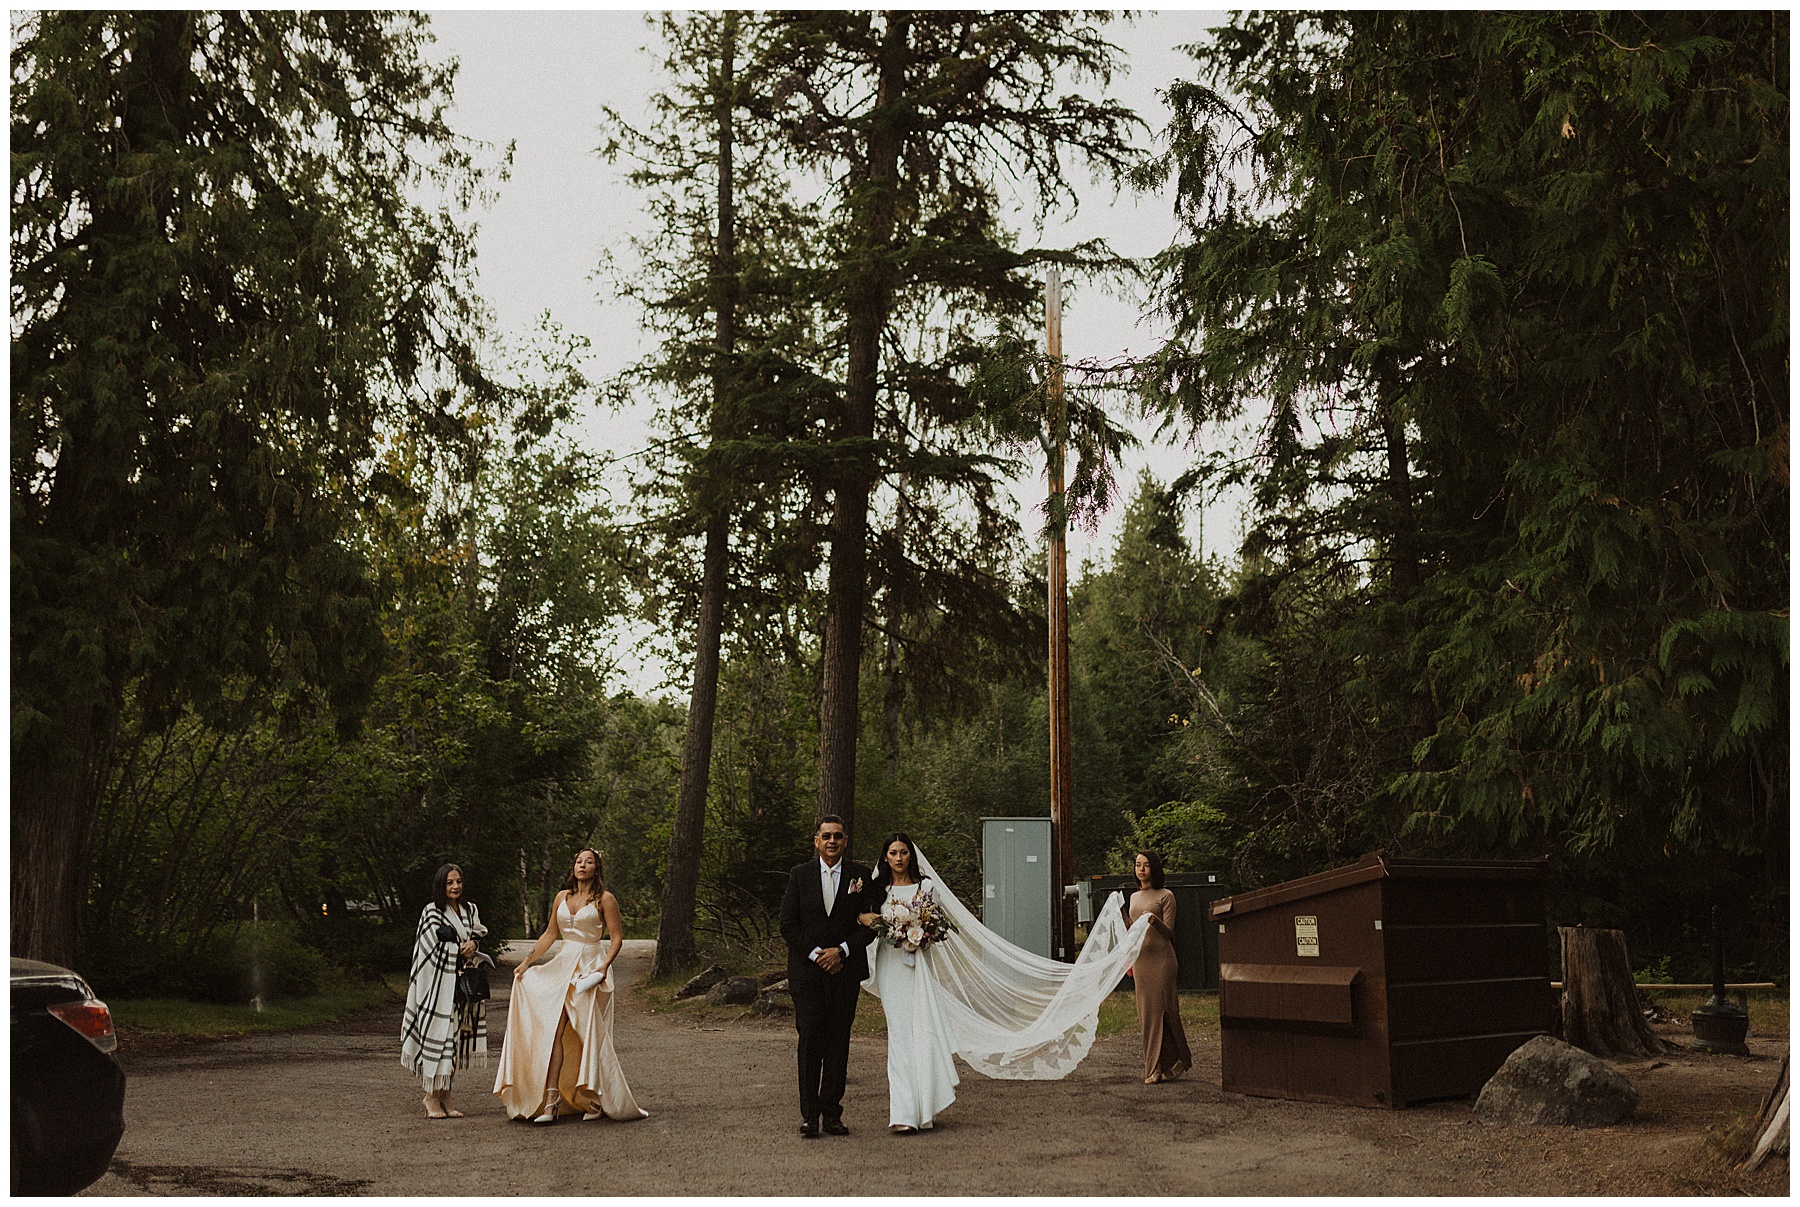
left=823, top=1119, right=849, bottom=1136
left=799, top=1119, right=820, bottom=1138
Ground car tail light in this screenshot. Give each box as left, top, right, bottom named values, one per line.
left=47, top=998, right=118, bottom=1053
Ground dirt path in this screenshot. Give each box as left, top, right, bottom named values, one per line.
left=87, top=940, right=1785, bottom=1195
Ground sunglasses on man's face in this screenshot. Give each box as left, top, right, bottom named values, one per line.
left=820, top=832, right=846, bottom=842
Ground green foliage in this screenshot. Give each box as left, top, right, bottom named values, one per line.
left=298, top=916, right=416, bottom=978
left=1135, top=11, right=1786, bottom=967
left=75, top=320, right=635, bottom=982
left=28, top=10, right=1783, bottom=995
left=1068, top=475, right=1220, bottom=871
left=11, top=9, right=501, bottom=964
left=93, top=919, right=328, bottom=1005
left=12, top=8, right=495, bottom=749
left=698, top=653, right=820, bottom=939
left=301, top=376, right=633, bottom=938
left=231, top=921, right=331, bottom=1001
left=604, top=11, right=834, bottom=655
left=587, top=694, right=685, bottom=933
left=751, top=9, right=1146, bottom=833
left=847, top=476, right=1228, bottom=891
left=864, top=678, right=1048, bottom=904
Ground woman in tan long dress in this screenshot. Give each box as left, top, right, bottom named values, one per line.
left=493, top=848, right=648, bottom=1123
left=1126, top=849, right=1191, bottom=1084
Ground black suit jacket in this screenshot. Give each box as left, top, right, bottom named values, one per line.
left=779, top=857, right=875, bottom=985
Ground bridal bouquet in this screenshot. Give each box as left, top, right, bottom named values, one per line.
left=875, top=887, right=958, bottom=962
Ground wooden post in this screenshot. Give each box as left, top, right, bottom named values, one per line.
left=1045, top=267, right=1075, bottom=961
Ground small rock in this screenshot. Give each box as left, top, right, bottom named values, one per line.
left=1476, top=1035, right=1639, bottom=1127
left=674, top=964, right=728, bottom=1000
left=705, top=975, right=759, bottom=1005
left=755, top=982, right=792, bottom=1016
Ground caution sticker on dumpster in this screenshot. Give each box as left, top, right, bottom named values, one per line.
left=1294, top=915, right=1319, bottom=957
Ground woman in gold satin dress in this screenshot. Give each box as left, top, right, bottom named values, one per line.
left=493, top=848, right=648, bottom=1123
left=1126, top=848, right=1192, bottom=1084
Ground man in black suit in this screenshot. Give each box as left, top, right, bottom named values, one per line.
left=778, top=813, right=873, bottom=1137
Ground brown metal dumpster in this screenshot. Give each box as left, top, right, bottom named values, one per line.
left=1209, top=852, right=1553, bottom=1108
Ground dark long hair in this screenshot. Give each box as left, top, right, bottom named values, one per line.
left=1134, top=849, right=1166, bottom=890
left=431, top=863, right=466, bottom=912
left=561, top=848, right=605, bottom=900
left=872, top=833, right=928, bottom=889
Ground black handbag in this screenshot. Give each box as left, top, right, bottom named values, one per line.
left=454, top=960, right=490, bottom=1007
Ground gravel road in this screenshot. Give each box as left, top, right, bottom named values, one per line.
left=85, top=939, right=1785, bottom=1195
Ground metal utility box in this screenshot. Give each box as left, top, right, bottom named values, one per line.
left=1091, top=872, right=1228, bottom=991
left=981, top=817, right=1051, bottom=957
left=1209, top=852, right=1553, bottom=1109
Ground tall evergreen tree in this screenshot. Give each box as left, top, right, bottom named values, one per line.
left=605, top=12, right=833, bottom=974
left=11, top=11, right=498, bottom=964
left=1139, top=12, right=1786, bottom=950
left=757, top=10, right=1141, bottom=839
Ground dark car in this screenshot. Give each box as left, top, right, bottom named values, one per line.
left=11, top=957, right=126, bottom=1195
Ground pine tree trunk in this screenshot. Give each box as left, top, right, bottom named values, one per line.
left=1558, top=926, right=1671, bottom=1058
left=654, top=517, right=729, bottom=978
left=653, top=15, right=739, bottom=980
left=814, top=13, right=907, bottom=838
left=1378, top=381, right=1433, bottom=743
left=816, top=488, right=870, bottom=835
left=10, top=706, right=102, bottom=968
left=881, top=627, right=902, bottom=783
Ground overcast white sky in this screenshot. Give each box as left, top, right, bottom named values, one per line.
left=424, top=8, right=1239, bottom=694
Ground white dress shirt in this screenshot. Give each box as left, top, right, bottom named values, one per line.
left=809, top=857, right=851, bottom=964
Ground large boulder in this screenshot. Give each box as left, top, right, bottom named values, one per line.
left=1476, top=1035, right=1639, bottom=1127
left=674, top=964, right=728, bottom=1000
left=705, top=975, right=760, bottom=1005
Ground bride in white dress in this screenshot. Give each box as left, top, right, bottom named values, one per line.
left=858, top=832, right=1155, bottom=1132
left=857, top=834, right=960, bottom=1132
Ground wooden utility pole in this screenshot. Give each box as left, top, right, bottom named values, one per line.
left=1045, top=267, right=1075, bottom=961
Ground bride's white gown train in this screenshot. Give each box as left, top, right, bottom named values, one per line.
left=862, top=844, right=1154, bottom=1120
left=872, top=884, right=960, bottom=1129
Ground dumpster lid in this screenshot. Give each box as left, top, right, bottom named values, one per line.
left=1221, top=962, right=1359, bottom=988
left=1208, top=852, right=1549, bottom=919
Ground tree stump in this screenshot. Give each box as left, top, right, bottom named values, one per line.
left=1558, top=926, right=1671, bottom=1058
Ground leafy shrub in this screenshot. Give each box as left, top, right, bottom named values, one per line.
left=233, top=921, right=328, bottom=1001
left=299, top=915, right=416, bottom=977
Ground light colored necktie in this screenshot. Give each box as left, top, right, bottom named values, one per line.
left=823, top=864, right=837, bottom=912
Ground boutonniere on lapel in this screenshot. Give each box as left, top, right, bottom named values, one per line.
left=847, top=877, right=864, bottom=896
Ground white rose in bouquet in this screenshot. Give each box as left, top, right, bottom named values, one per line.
left=905, top=924, right=926, bottom=948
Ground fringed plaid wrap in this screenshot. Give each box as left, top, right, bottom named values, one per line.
left=401, top=901, right=488, bottom=1085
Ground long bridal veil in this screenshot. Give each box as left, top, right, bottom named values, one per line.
left=863, top=843, right=1152, bottom=1080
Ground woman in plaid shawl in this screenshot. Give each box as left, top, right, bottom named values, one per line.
left=401, top=863, right=489, bottom=1118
